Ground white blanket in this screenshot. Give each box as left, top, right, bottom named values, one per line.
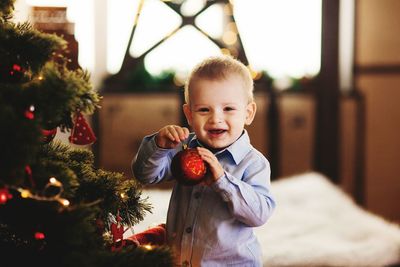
left=133, top=172, right=400, bottom=267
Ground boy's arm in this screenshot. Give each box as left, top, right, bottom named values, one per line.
left=211, top=158, right=276, bottom=227
left=133, top=126, right=189, bottom=185
left=132, top=134, right=175, bottom=185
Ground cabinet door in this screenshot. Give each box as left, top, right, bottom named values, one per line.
left=279, top=94, right=315, bottom=177
left=98, top=93, right=181, bottom=176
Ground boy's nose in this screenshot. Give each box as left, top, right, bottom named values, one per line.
left=209, top=111, right=223, bottom=124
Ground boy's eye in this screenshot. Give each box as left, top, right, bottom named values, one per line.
left=197, top=108, right=209, bottom=112
left=224, top=107, right=235, bottom=111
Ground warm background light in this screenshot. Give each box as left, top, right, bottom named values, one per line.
left=16, top=0, right=321, bottom=81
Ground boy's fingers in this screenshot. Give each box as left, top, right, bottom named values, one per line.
left=176, top=127, right=189, bottom=141
left=160, top=128, right=174, bottom=142
left=182, top=127, right=190, bottom=138
left=168, top=126, right=180, bottom=142
left=168, top=126, right=189, bottom=142
left=197, top=147, right=212, bottom=157
left=166, top=131, right=177, bottom=142
left=158, top=125, right=189, bottom=148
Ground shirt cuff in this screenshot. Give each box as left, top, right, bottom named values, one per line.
left=142, top=133, right=174, bottom=159
left=211, top=173, right=234, bottom=202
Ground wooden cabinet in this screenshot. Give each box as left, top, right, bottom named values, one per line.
left=97, top=93, right=181, bottom=177
left=354, top=0, right=400, bottom=222
left=278, top=94, right=316, bottom=178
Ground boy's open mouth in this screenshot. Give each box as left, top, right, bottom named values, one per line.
left=208, top=129, right=227, bottom=136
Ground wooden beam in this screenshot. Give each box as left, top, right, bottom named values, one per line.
left=315, top=0, right=341, bottom=183
left=354, top=64, right=400, bottom=75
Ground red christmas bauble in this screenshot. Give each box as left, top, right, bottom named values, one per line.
left=0, top=63, right=25, bottom=83
left=0, top=187, right=13, bottom=204
left=41, top=128, right=57, bottom=143
left=34, top=231, right=45, bottom=240
left=171, top=148, right=207, bottom=186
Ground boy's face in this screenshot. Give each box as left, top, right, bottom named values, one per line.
left=183, top=75, right=256, bottom=150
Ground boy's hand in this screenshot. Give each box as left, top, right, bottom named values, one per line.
left=196, top=147, right=224, bottom=185
left=155, top=125, right=190, bottom=149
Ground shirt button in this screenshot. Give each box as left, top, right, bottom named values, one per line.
left=185, top=227, right=192, bottom=233
left=194, top=192, right=201, bottom=199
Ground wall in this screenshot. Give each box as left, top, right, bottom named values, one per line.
left=355, top=0, right=400, bottom=222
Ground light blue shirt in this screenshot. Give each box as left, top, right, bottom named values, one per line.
left=133, top=131, right=275, bottom=267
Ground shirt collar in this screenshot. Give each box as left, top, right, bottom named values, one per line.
left=187, top=130, right=252, bottom=165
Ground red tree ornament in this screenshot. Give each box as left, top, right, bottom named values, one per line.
left=69, top=111, right=96, bottom=145
left=171, top=148, right=208, bottom=186
left=0, top=187, right=13, bottom=204
left=24, top=105, right=35, bottom=120
left=42, top=128, right=57, bottom=143
left=0, top=63, right=25, bottom=83
left=110, top=215, right=127, bottom=252
left=34, top=231, right=45, bottom=240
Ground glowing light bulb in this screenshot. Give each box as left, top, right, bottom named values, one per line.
left=222, top=30, right=237, bottom=46
left=34, top=232, right=45, bottom=240
left=220, top=48, right=231, bottom=55
left=60, top=199, right=70, bottom=207
left=143, top=244, right=153, bottom=250
left=20, top=189, right=31, bottom=198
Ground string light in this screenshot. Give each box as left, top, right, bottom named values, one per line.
left=60, top=199, right=70, bottom=207
left=34, top=232, right=45, bottom=240
left=0, top=193, right=7, bottom=203
left=224, top=3, right=233, bottom=16
left=142, top=244, right=153, bottom=250
left=247, top=65, right=262, bottom=80
left=15, top=177, right=70, bottom=208
left=226, top=22, right=238, bottom=33
left=19, top=189, right=31, bottom=198
left=49, top=177, right=61, bottom=186
left=0, top=187, right=13, bottom=204
left=220, top=48, right=231, bottom=56
left=222, top=30, right=237, bottom=46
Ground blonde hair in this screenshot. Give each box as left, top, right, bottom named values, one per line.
left=184, top=55, right=254, bottom=105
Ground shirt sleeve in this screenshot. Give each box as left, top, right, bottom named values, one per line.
left=132, top=133, right=175, bottom=185
left=211, top=156, right=276, bottom=227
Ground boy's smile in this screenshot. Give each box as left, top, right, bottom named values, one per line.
left=207, top=129, right=227, bottom=137
left=183, top=75, right=256, bottom=150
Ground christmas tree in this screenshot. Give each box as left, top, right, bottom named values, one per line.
left=0, top=1, right=173, bottom=266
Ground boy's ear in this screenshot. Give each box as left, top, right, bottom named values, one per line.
left=245, top=101, right=257, bottom=125
left=183, top=104, right=193, bottom=126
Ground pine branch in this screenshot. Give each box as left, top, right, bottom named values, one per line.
left=26, top=62, right=100, bottom=130
left=0, top=21, right=66, bottom=73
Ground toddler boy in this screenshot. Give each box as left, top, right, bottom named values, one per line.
left=133, top=55, right=275, bottom=267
